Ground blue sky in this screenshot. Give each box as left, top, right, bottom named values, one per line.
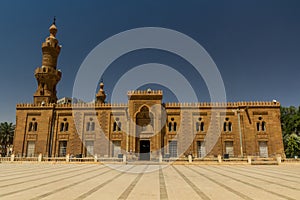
left=0, top=0, right=300, bottom=123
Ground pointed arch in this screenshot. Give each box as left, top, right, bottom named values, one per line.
left=28, top=122, right=33, bottom=132
left=168, top=122, right=172, bottom=131
left=256, top=122, right=260, bottom=131
left=223, top=122, right=227, bottom=132
left=196, top=122, right=200, bottom=132
left=33, top=122, right=38, bottom=131
left=60, top=122, right=64, bottom=132
left=91, top=122, right=95, bottom=131
left=86, top=122, right=90, bottom=131
left=173, top=122, right=177, bottom=131
left=117, top=121, right=122, bottom=131
left=113, top=121, right=117, bottom=132
left=228, top=122, right=232, bottom=132
left=65, top=122, right=69, bottom=132
left=200, top=122, right=204, bottom=131
left=261, top=121, right=266, bottom=131
left=136, top=105, right=153, bottom=130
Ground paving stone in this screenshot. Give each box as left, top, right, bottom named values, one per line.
left=0, top=163, right=299, bottom=200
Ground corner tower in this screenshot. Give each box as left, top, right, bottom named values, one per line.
left=33, top=19, right=62, bottom=104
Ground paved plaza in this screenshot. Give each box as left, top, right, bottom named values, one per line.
left=0, top=163, right=299, bottom=200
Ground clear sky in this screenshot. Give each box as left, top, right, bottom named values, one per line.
left=0, top=0, right=300, bottom=123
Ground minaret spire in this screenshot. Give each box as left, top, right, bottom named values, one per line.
left=33, top=20, right=62, bottom=104
left=96, top=80, right=107, bottom=103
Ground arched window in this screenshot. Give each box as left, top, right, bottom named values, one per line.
left=256, top=122, right=260, bottom=131
left=168, top=118, right=178, bottom=132
left=196, top=117, right=204, bottom=132
left=200, top=122, right=204, bottom=131
left=86, top=118, right=95, bottom=132
left=228, top=122, right=232, bottom=132
left=28, top=118, right=38, bottom=132
left=91, top=122, right=95, bottom=131
left=113, top=118, right=121, bottom=132
left=223, top=122, right=227, bottom=132
left=33, top=122, right=38, bottom=131
left=196, top=122, right=200, bottom=132
left=261, top=121, right=266, bottom=131
left=173, top=122, right=177, bottom=131
left=28, top=122, right=33, bottom=131
left=86, top=122, right=90, bottom=131
left=117, top=122, right=121, bottom=131
left=60, top=118, right=69, bottom=132
left=113, top=122, right=117, bottom=132
left=65, top=122, right=69, bottom=132
left=60, top=122, right=64, bottom=132
left=168, top=122, right=172, bottom=132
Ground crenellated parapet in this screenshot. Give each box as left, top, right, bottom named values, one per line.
left=128, top=89, right=163, bottom=101
left=72, top=103, right=128, bottom=108
left=127, top=90, right=163, bottom=95
left=16, top=103, right=55, bottom=109
left=165, top=101, right=280, bottom=108
left=16, top=102, right=129, bottom=109
left=17, top=101, right=279, bottom=109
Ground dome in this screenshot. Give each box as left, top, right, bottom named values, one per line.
left=49, top=24, right=57, bottom=37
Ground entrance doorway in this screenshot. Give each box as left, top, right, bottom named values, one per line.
left=140, top=140, right=150, bottom=160
left=197, top=141, right=205, bottom=158
left=225, top=141, right=234, bottom=157
left=58, top=141, right=67, bottom=157
left=112, top=141, right=121, bottom=158
left=27, top=141, right=35, bottom=157
left=259, top=141, right=268, bottom=158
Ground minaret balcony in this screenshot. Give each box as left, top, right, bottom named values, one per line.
left=35, top=67, right=61, bottom=76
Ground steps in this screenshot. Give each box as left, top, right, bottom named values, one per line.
left=251, top=158, right=279, bottom=165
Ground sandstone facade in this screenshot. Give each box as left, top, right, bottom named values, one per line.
left=13, top=22, right=285, bottom=160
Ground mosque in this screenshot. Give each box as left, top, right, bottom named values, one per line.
left=13, top=21, right=285, bottom=160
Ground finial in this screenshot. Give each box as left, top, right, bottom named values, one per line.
left=96, top=79, right=106, bottom=103
left=49, top=17, right=58, bottom=37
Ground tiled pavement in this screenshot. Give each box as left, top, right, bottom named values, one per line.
left=0, top=163, right=299, bottom=200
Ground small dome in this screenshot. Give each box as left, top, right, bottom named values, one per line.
left=96, top=80, right=106, bottom=103
left=49, top=24, right=57, bottom=37
left=100, top=82, right=104, bottom=89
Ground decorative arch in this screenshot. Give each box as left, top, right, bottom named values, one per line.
left=136, top=105, right=154, bottom=127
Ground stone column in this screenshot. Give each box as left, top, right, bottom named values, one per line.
left=218, top=154, right=222, bottom=163
left=276, top=156, right=281, bottom=164
left=66, top=154, right=70, bottom=162
left=10, top=154, right=15, bottom=162
left=188, top=155, right=192, bottom=163
left=38, top=153, right=43, bottom=162
left=247, top=156, right=251, bottom=164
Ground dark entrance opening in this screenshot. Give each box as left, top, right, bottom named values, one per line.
left=140, top=140, right=150, bottom=160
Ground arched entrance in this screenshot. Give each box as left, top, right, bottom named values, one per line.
left=136, top=106, right=154, bottom=160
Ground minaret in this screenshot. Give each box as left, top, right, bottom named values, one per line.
left=96, top=81, right=106, bottom=103
left=33, top=18, right=62, bottom=104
